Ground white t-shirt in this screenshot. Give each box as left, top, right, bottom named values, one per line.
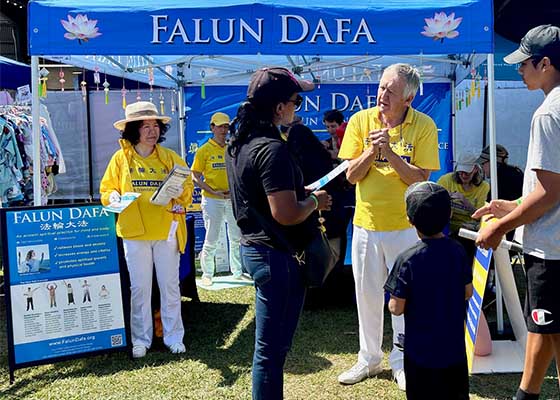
left=517, top=85, right=560, bottom=259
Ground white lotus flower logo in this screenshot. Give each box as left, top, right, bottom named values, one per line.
left=61, top=14, right=102, bottom=44
left=421, top=12, right=462, bottom=43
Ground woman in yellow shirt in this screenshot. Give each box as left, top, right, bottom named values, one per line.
left=437, top=152, right=489, bottom=258
left=100, top=101, right=193, bottom=359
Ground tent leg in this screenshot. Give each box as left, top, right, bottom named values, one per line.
left=487, top=53, right=504, bottom=335
left=31, top=56, right=42, bottom=206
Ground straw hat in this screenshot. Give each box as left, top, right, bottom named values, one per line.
left=113, top=101, right=171, bottom=131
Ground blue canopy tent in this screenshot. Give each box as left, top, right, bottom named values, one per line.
left=0, top=56, right=31, bottom=90
left=28, top=0, right=498, bottom=205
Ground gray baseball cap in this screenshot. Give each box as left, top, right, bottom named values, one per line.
left=504, top=24, right=560, bottom=65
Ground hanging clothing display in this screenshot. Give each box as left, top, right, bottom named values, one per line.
left=0, top=105, right=64, bottom=206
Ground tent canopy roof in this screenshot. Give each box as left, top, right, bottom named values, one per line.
left=29, top=0, right=493, bottom=87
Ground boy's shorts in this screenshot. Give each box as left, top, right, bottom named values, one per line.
left=524, top=254, right=560, bottom=334
left=404, top=355, right=469, bottom=400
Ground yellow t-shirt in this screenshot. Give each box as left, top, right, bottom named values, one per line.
left=191, top=138, right=228, bottom=199
left=338, top=106, right=440, bottom=231
left=437, top=173, right=490, bottom=234
left=129, top=151, right=175, bottom=240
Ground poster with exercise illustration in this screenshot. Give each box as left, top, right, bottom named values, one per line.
left=0, top=204, right=128, bottom=371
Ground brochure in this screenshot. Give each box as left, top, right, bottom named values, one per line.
left=305, top=160, right=350, bottom=191
left=150, top=164, right=191, bottom=206
left=103, top=192, right=141, bottom=214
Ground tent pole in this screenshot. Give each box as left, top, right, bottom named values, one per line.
left=487, top=53, right=504, bottom=334
left=178, top=85, right=186, bottom=159
left=31, top=56, right=42, bottom=206
left=451, top=79, right=456, bottom=162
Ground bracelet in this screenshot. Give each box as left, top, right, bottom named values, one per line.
left=516, top=198, right=522, bottom=206
left=309, top=193, right=319, bottom=210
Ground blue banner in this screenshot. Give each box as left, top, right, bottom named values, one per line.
left=2, top=205, right=127, bottom=366
left=29, top=0, right=492, bottom=56
left=184, top=83, right=453, bottom=181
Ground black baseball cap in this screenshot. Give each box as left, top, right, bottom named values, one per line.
left=504, top=24, right=560, bottom=64
left=247, top=67, right=314, bottom=102
left=405, top=182, right=451, bottom=236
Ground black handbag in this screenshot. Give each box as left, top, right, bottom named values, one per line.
left=249, top=207, right=340, bottom=288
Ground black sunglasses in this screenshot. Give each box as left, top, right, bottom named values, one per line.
left=287, top=94, right=303, bottom=108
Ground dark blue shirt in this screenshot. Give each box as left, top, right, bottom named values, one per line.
left=384, top=237, right=472, bottom=368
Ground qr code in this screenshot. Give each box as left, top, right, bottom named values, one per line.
left=111, top=334, right=123, bottom=347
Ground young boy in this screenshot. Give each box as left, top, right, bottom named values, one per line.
left=384, top=181, right=473, bottom=400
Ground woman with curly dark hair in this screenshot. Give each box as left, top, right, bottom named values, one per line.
left=226, top=68, right=332, bottom=400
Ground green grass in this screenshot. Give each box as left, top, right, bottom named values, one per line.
left=0, top=286, right=558, bottom=400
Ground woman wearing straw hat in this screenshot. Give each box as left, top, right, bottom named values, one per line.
left=100, top=101, right=194, bottom=359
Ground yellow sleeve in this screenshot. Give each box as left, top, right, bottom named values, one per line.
left=412, top=117, right=440, bottom=171
left=437, top=173, right=455, bottom=192
left=338, top=113, right=365, bottom=160
left=191, top=144, right=206, bottom=174
left=99, top=152, right=122, bottom=206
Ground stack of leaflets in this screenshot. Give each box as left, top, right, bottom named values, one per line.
left=150, top=164, right=191, bottom=206
left=103, top=192, right=141, bottom=213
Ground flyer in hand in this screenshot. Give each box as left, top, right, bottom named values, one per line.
left=305, top=160, right=350, bottom=191
left=150, top=164, right=191, bottom=206
left=103, top=192, right=141, bottom=214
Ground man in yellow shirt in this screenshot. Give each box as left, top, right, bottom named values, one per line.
left=337, top=64, right=440, bottom=390
left=192, top=112, right=242, bottom=286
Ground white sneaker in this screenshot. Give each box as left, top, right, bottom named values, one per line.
left=393, top=368, right=406, bottom=391
left=200, top=276, right=213, bottom=286
left=337, top=362, right=383, bottom=385
left=132, top=345, right=147, bottom=358
left=168, top=342, right=186, bottom=354
left=233, top=273, right=252, bottom=282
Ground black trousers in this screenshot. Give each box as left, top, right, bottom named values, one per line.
left=404, top=355, right=469, bottom=400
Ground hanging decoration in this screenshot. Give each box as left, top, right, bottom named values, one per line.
left=103, top=73, right=110, bottom=105
left=39, top=67, right=49, bottom=98
left=148, top=67, right=154, bottom=103
left=121, top=78, right=128, bottom=110
left=159, top=89, right=165, bottom=115
left=80, top=69, right=87, bottom=102
left=200, top=70, right=206, bottom=99
left=93, top=66, right=101, bottom=91
left=171, top=89, right=176, bottom=114
left=58, top=68, right=65, bottom=91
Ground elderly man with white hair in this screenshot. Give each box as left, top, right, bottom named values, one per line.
left=337, top=63, right=440, bottom=390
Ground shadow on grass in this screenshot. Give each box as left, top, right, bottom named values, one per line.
left=0, top=298, right=254, bottom=397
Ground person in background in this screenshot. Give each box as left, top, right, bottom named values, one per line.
left=100, top=101, right=194, bottom=358
left=226, top=67, right=331, bottom=400
left=287, top=120, right=347, bottom=247
left=437, top=152, right=490, bottom=260
left=337, top=63, right=440, bottom=391
left=323, top=109, right=346, bottom=160
left=385, top=182, right=472, bottom=400
left=191, top=112, right=243, bottom=286
left=473, top=24, right=560, bottom=400
left=477, top=144, right=524, bottom=204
